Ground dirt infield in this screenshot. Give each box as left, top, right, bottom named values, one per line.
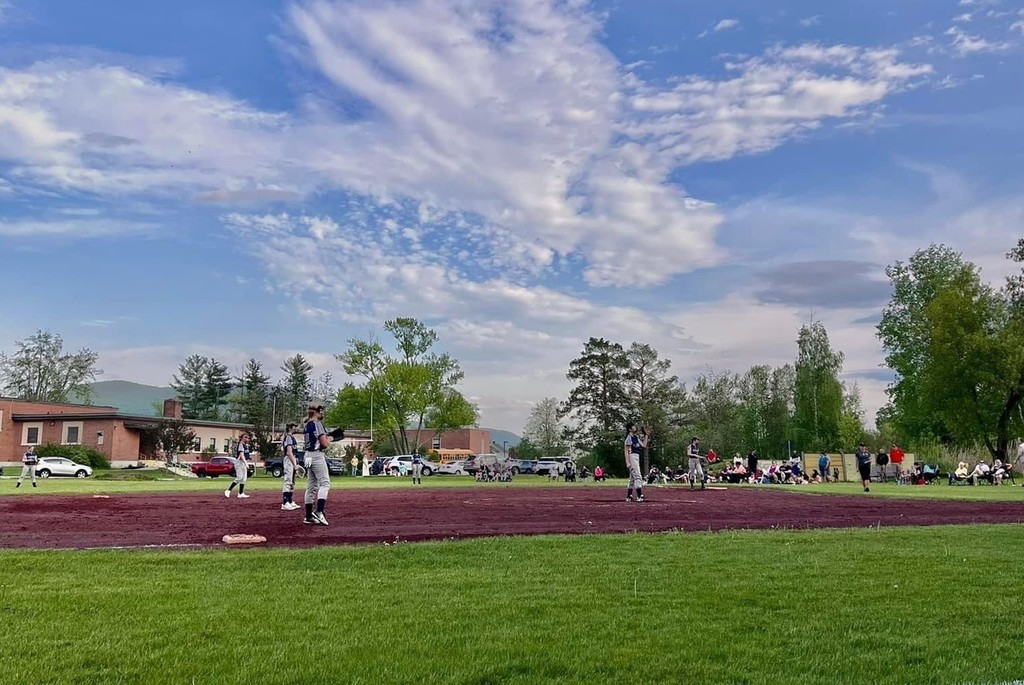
left=2, top=486, right=1023, bottom=550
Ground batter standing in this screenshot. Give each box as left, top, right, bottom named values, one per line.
left=16, top=447, right=38, bottom=488
left=624, top=423, right=647, bottom=502
left=303, top=403, right=331, bottom=526
left=281, top=423, right=301, bottom=511
left=411, top=453, right=423, bottom=485
left=225, top=433, right=251, bottom=499
left=688, top=436, right=705, bottom=490
left=855, top=443, right=872, bottom=492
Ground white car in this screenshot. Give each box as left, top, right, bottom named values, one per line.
left=434, top=460, right=467, bottom=475
left=384, top=455, right=437, bottom=476
left=35, top=457, right=93, bottom=479
left=535, top=456, right=575, bottom=476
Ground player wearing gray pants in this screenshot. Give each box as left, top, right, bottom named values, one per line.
left=411, top=454, right=423, bottom=485
left=17, top=448, right=38, bottom=488
left=687, top=436, right=705, bottom=490
left=280, top=424, right=301, bottom=511
left=302, top=403, right=331, bottom=526
left=624, top=422, right=648, bottom=502
left=225, top=433, right=251, bottom=499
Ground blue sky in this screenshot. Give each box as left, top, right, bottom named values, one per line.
left=1, top=0, right=1023, bottom=431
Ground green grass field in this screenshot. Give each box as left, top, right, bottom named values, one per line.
left=2, top=469, right=1023, bottom=502
left=1, top=526, right=1021, bottom=684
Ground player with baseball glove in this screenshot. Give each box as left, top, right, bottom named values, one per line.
left=280, top=423, right=302, bottom=511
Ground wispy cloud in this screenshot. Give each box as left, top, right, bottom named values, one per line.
left=799, top=15, right=821, bottom=27
left=714, top=18, right=740, bottom=32
left=944, top=25, right=1011, bottom=55
left=0, top=218, right=156, bottom=238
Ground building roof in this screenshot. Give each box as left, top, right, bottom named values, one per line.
left=12, top=411, right=255, bottom=430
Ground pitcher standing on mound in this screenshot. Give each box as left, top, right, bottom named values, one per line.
left=624, top=423, right=648, bottom=502
left=302, top=403, right=331, bottom=526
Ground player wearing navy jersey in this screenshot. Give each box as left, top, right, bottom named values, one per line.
left=624, top=423, right=648, bottom=502
left=302, top=403, right=331, bottom=526
left=225, top=433, right=251, bottom=499
left=412, top=452, right=424, bottom=485
left=280, top=423, right=301, bottom=510
left=17, top=446, right=38, bottom=488
left=687, top=436, right=704, bottom=490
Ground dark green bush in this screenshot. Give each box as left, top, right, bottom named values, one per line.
left=35, top=443, right=111, bottom=470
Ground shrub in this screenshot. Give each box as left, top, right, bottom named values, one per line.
left=35, top=443, right=111, bottom=470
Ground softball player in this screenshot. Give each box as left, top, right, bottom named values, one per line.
left=624, top=422, right=647, bottom=502
left=302, top=403, right=331, bottom=526
left=688, top=436, right=705, bottom=490
left=411, top=453, right=424, bottom=484
left=16, top=447, right=38, bottom=488
left=280, top=423, right=301, bottom=510
left=225, top=433, right=251, bottom=499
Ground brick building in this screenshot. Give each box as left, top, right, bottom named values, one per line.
left=2, top=398, right=256, bottom=468
left=403, top=428, right=491, bottom=460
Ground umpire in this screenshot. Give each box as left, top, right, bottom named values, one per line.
left=302, top=403, right=331, bottom=526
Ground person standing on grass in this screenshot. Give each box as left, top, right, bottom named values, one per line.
left=818, top=452, right=831, bottom=483
left=411, top=452, right=423, bottom=485
left=280, top=424, right=301, bottom=511
left=16, top=446, right=38, bottom=488
left=624, top=423, right=648, bottom=502
left=688, top=436, right=705, bottom=491
left=226, top=433, right=251, bottom=499
left=855, top=443, right=872, bottom=492
left=302, top=403, right=331, bottom=526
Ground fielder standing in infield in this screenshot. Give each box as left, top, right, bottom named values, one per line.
left=688, top=436, right=705, bottom=491
left=225, top=433, right=251, bottom=499
left=302, top=403, right=331, bottom=526
left=624, top=422, right=648, bottom=502
left=280, top=423, right=302, bottom=511
left=16, top=446, right=38, bottom=488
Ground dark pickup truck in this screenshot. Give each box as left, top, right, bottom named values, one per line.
left=263, top=453, right=346, bottom=478
left=191, top=456, right=255, bottom=478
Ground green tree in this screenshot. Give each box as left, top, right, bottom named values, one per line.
left=523, top=397, right=567, bottom=457
left=838, top=382, right=867, bottom=450
left=425, top=389, right=478, bottom=448
left=624, top=342, right=686, bottom=472
left=793, top=322, right=845, bottom=452
left=280, top=354, right=314, bottom=422
left=920, top=266, right=1024, bottom=461
left=337, top=318, right=466, bottom=455
left=154, top=419, right=197, bottom=464
left=560, top=338, right=630, bottom=456
left=0, top=330, right=101, bottom=403
left=877, top=244, right=974, bottom=441
left=231, top=358, right=270, bottom=425
left=513, top=437, right=543, bottom=461
left=171, top=355, right=231, bottom=420
left=689, top=369, right=743, bottom=460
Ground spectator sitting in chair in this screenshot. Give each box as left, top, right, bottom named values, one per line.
left=991, top=460, right=1008, bottom=485
left=968, top=461, right=992, bottom=486
left=810, top=469, right=821, bottom=484
left=593, top=465, right=606, bottom=482
left=647, top=467, right=660, bottom=485
left=948, top=461, right=969, bottom=485
left=579, top=466, right=590, bottom=481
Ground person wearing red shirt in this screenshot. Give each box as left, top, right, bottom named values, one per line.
left=889, top=444, right=905, bottom=465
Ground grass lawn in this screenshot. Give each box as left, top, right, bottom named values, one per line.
left=2, top=469, right=1023, bottom=502
left=0, top=525, right=1021, bottom=684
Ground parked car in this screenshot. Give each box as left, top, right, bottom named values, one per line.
left=325, top=457, right=346, bottom=476
left=384, top=455, right=437, bottom=476
left=516, top=460, right=538, bottom=474
left=434, top=460, right=468, bottom=475
left=535, top=456, right=576, bottom=476
left=34, top=457, right=93, bottom=479
left=191, top=456, right=255, bottom=478
left=463, top=453, right=519, bottom=475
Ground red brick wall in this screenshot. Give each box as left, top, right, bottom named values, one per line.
left=0, top=399, right=138, bottom=462
left=407, top=428, right=491, bottom=453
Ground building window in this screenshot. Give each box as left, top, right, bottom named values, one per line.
left=0, top=409, right=4, bottom=430
left=432, top=436, right=441, bottom=449
left=97, top=431, right=104, bottom=446
left=209, top=437, right=216, bottom=450
left=62, top=421, right=84, bottom=445
left=192, top=437, right=202, bottom=452
left=223, top=438, right=231, bottom=453
left=66, top=426, right=80, bottom=444
left=22, top=423, right=43, bottom=446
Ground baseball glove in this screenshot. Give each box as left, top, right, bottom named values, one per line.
left=296, top=465, right=307, bottom=478
left=328, top=427, right=346, bottom=442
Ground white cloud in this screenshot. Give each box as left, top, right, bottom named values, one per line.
left=0, top=1, right=933, bottom=288
left=799, top=15, right=821, bottom=28
left=714, top=18, right=740, bottom=32
left=944, top=26, right=1011, bottom=55
left=0, top=217, right=156, bottom=238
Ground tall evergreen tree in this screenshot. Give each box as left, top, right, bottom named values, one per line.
left=560, top=337, right=630, bottom=455
left=280, top=354, right=314, bottom=422
left=171, top=355, right=209, bottom=419
left=232, top=358, right=271, bottom=425
left=793, top=322, right=845, bottom=452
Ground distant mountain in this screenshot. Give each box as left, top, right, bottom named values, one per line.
left=485, top=428, right=521, bottom=451
left=80, top=380, right=176, bottom=416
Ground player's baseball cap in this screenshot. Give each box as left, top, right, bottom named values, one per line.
left=308, top=402, right=325, bottom=411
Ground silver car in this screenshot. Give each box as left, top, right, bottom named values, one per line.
left=434, top=460, right=467, bottom=475
left=35, top=457, right=93, bottom=479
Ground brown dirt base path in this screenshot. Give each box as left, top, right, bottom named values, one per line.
left=2, top=486, right=1023, bottom=550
